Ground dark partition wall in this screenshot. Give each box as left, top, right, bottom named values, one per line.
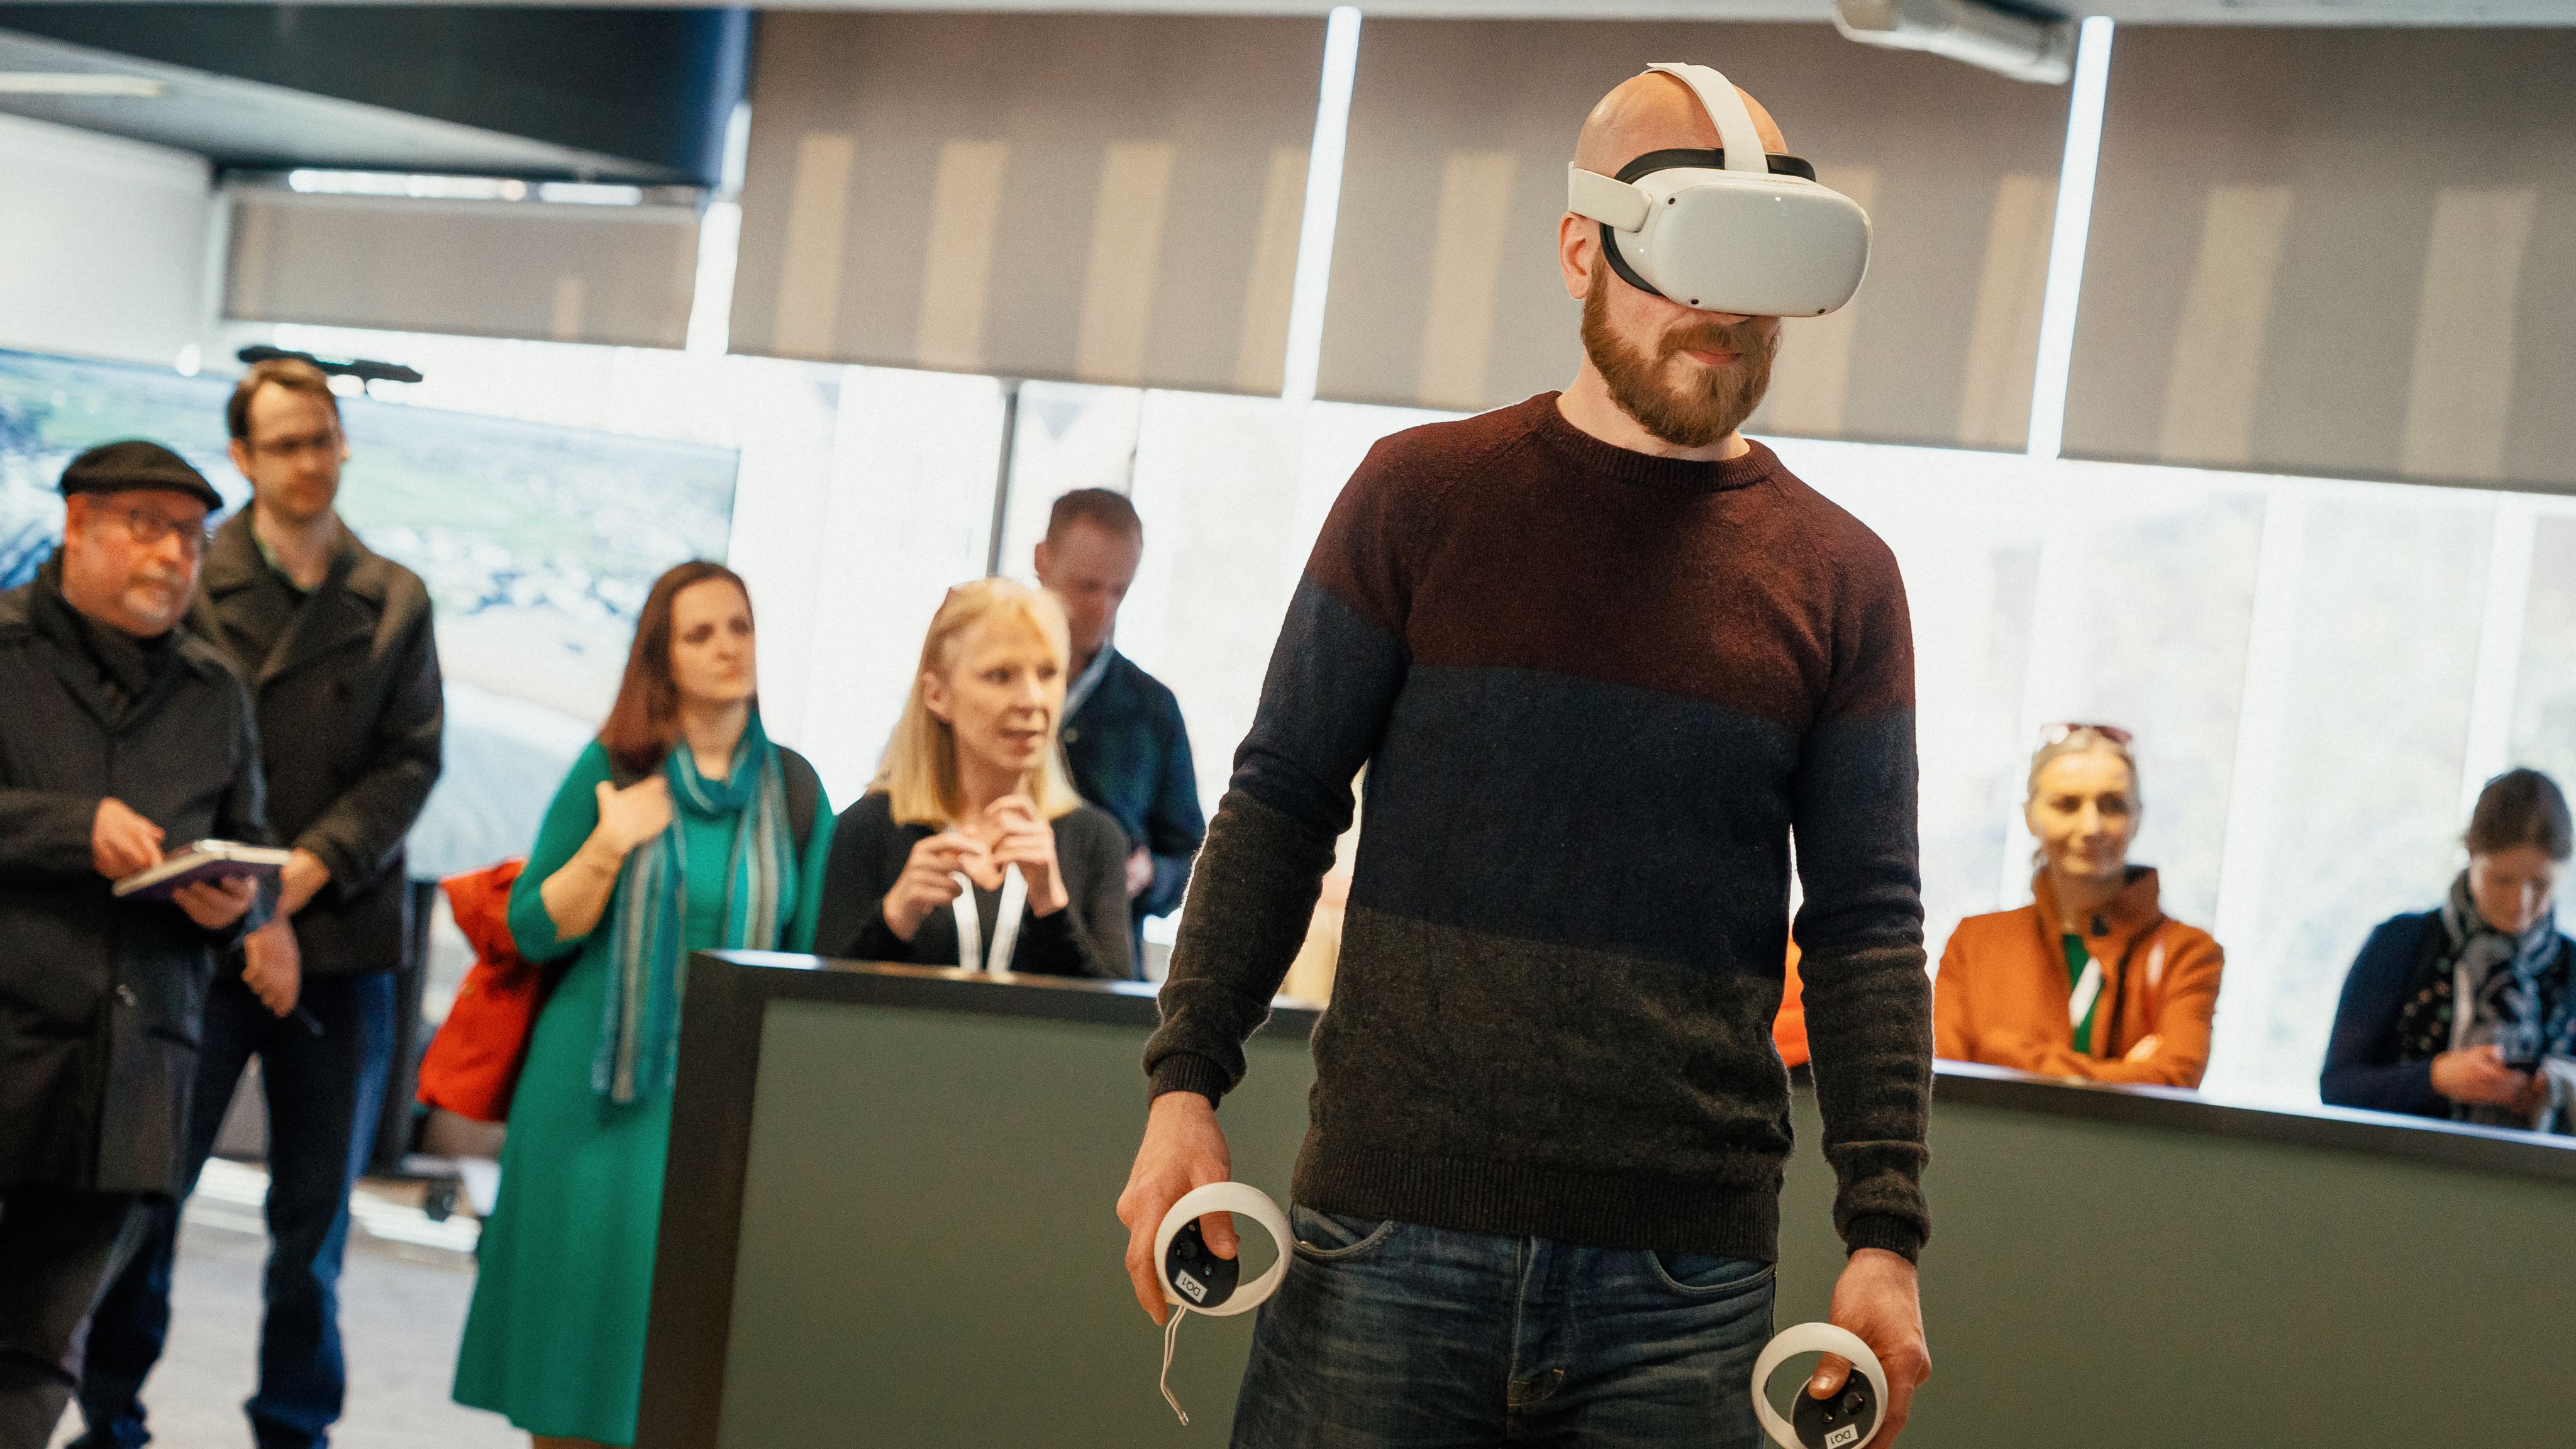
left=647, top=957, right=2576, bottom=1448
left=723, top=1001, right=1313, bottom=1444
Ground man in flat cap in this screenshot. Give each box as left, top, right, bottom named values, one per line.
left=0, top=441, right=269, bottom=1449
left=81, top=358, right=443, bottom=1449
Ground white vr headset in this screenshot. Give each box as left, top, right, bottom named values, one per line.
left=1567, top=62, right=1872, bottom=318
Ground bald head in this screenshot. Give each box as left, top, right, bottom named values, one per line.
left=1572, top=69, right=1788, bottom=178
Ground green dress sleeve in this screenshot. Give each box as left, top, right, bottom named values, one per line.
left=508, top=741, right=618, bottom=963
left=785, top=777, right=835, bottom=953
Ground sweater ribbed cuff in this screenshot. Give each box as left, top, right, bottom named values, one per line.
left=1841, top=1211, right=1924, bottom=1263
left=1147, top=1051, right=1231, bottom=1106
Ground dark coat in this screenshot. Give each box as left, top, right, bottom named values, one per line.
left=189, top=512, right=443, bottom=974
left=2321, top=908, right=2576, bottom=1118
left=0, top=573, right=269, bottom=1194
left=1061, top=650, right=1204, bottom=923
left=813, top=792, right=1133, bottom=980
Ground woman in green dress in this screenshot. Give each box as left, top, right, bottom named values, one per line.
left=452, top=562, right=832, bottom=1448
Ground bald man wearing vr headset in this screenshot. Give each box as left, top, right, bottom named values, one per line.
left=1119, top=65, right=1933, bottom=1445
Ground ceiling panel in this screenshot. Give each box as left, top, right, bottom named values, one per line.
left=0, top=28, right=690, bottom=180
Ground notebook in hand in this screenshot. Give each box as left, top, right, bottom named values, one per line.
left=112, top=841, right=294, bottom=901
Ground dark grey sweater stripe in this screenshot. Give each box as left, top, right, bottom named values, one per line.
left=1147, top=396, right=1931, bottom=1261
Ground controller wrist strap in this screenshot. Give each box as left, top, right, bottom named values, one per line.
left=1160, top=1308, right=1191, bottom=1424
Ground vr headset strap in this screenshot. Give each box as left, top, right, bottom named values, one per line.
left=1645, top=63, right=1768, bottom=177
left=1567, top=167, right=1650, bottom=231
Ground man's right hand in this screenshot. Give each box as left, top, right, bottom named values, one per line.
left=2431, top=1044, right=2534, bottom=1108
left=242, top=918, right=303, bottom=1017
left=1117, top=1089, right=1236, bottom=1324
left=1808, top=1247, right=1932, bottom=1444
left=92, top=797, right=165, bottom=880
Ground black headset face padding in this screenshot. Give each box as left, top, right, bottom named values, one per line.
left=1614, top=148, right=1818, bottom=184
left=1596, top=148, right=1821, bottom=305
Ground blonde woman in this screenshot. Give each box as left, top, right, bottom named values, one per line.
left=1935, top=723, right=2224, bottom=1087
left=815, top=579, right=1131, bottom=978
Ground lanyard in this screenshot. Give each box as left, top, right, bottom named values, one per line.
left=951, top=866, right=1028, bottom=974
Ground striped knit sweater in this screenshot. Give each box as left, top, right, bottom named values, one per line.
left=1146, top=394, right=1931, bottom=1263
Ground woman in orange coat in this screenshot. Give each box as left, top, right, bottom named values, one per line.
left=1935, top=724, right=2225, bottom=1087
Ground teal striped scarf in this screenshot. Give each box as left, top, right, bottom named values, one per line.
left=596, top=711, right=794, bottom=1103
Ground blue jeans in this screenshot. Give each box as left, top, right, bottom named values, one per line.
left=1231, top=1204, right=1776, bottom=1448
left=74, top=970, right=396, bottom=1449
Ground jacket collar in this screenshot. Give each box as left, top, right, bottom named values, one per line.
left=198, top=509, right=375, bottom=686
left=2031, top=865, right=2166, bottom=952
left=23, top=553, right=191, bottom=731
left=1064, top=639, right=1118, bottom=719
left=200, top=508, right=364, bottom=598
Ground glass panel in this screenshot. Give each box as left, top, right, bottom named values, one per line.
left=793, top=365, right=1008, bottom=803
left=1121, top=394, right=1456, bottom=823
left=994, top=380, right=1145, bottom=584
left=2014, top=462, right=2267, bottom=930
left=1770, top=437, right=2052, bottom=961
left=2202, top=485, right=2495, bottom=1106
left=2508, top=511, right=2576, bottom=852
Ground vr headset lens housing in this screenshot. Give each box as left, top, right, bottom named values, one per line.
left=1567, top=63, right=1873, bottom=318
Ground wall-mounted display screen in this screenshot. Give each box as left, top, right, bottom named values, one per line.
left=0, top=346, right=739, bottom=877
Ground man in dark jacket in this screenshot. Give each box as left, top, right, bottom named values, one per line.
left=79, top=360, right=442, bottom=1449
left=0, top=442, right=267, bottom=1449
left=1031, top=489, right=1204, bottom=974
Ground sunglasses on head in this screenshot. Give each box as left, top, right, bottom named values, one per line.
left=2040, top=721, right=2133, bottom=748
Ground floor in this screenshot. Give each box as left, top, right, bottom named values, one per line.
left=47, top=1162, right=521, bottom=1449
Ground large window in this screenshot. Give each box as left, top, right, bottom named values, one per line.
left=245, top=321, right=2571, bottom=1107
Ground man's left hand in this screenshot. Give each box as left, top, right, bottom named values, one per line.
left=242, top=918, right=303, bottom=1017
left=1124, top=847, right=1154, bottom=901
left=1806, top=1246, right=1931, bottom=1443
left=172, top=875, right=258, bottom=932
left=277, top=848, right=331, bottom=918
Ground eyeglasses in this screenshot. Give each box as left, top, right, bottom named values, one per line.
left=101, top=504, right=215, bottom=560
left=244, top=426, right=341, bottom=461
left=2040, top=721, right=2133, bottom=748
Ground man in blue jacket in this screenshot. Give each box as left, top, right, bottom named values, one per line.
left=1032, top=490, right=1203, bottom=974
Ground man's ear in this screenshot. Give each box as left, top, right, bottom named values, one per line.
left=1558, top=212, right=1599, bottom=302
left=229, top=437, right=257, bottom=484
left=1031, top=538, right=1052, bottom=582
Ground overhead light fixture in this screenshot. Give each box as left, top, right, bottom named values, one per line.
left=0, top=72, right=164, bottom=97
left=279, top=170, right=643, bottom=207
left=1833, top=0, right=2075, bottom=85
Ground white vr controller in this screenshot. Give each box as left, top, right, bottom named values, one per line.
left=1755, top=1322, right=1889, bottom=1449
left=1151, top=1182, right=1293, bottom=1425
left=1567, top=62, right=1873, bottom=318
left=1153, top=1181, right=1292, bottom=1315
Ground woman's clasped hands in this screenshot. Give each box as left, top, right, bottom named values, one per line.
left=880, top=794, right=1068, bottom=942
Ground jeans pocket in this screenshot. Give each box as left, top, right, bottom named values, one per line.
left=1645, top=1250, right=1775, bottom=1299
left=1289, top=1202, right=1398, bottom=1262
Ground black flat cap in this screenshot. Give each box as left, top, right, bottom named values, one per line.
left=59, top=440, right=223, bottom=511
